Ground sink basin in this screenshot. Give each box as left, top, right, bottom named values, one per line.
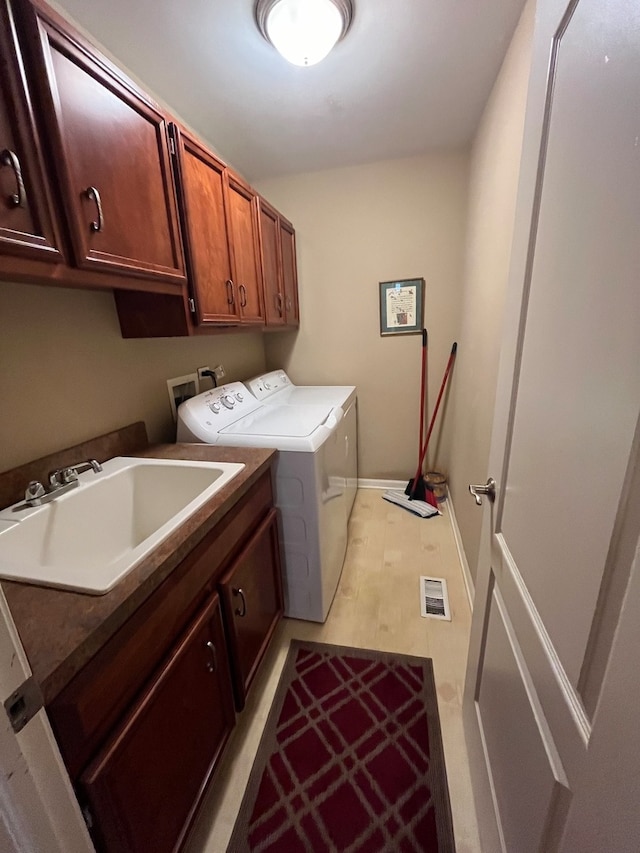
left=0, top=456, right=245, bottom=594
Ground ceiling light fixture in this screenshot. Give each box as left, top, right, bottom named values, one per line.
left=256, top=0, right=354, bottom=67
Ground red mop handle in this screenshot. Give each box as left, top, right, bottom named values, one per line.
left=410, top=342, right=457, bottom=493
left=418, top=328, right=428, bottom=456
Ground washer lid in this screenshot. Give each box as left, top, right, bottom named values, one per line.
left=219, top=404, right=335, bottom=438
left=274, top=386, right=356, bottom=408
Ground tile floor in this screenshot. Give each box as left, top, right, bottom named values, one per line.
left=185, top=489, right=482, bottom=853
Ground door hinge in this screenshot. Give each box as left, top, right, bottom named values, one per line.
left=4, top=675, right=44, bottom=733
left=188, top=297, right=196, bottom=313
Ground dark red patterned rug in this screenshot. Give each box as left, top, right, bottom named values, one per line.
left=226, top=641, right=455, bottom=852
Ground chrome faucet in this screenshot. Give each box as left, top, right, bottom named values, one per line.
left=48, top=459, right=103, bottom=488
left=23, top=459, right=103, bottom=507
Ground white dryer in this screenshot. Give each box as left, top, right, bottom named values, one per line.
left=246, top=370, right=358, bottom=520
left=176, top=382, right=348, bottom=623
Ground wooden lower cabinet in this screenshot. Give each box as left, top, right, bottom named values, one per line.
left=47, top=469, right=283, bottom=853
left=79, top=594, right=235, bottom=853
left=219, top=508, right=283, bottom=710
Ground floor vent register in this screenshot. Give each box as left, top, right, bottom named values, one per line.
left=420, top=576, right=451, bottom=620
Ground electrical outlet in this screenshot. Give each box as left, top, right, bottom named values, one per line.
left=197, top=366, right=211, bottom=382
left=213, top=364, right=225, bottom=380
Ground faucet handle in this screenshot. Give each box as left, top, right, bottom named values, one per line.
left=25, top=481, right=46, bottom=504
left=49, top=467, right=78, bottom=488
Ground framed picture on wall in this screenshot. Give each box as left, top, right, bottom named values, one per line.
left=379, top=278, right=424, bottom=335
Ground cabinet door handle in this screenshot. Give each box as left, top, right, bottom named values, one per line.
left=239, top=284, right=247, bottom=308
left=205, top=640, right=217, bottom=673
left=286, top=297, right=292, bottom=311
left=1, top=149, right=26, bottom=208
left=226, top=279, right=235, bottom=305
left=232, top=587, right=247, bottom=617
left=85, top=186, right=104, bottom=233
left=276, top=293, right=283, bottom=317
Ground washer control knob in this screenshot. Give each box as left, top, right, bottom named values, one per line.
left=221, top=395, right=235, bottom=409
left=264, top=382, right=271, bottom=390
left=235, top=392, right=244, bottom=402
left=208, top=402, right=221, bottom=414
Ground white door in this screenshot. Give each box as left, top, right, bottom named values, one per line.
left=0, top=589, right=94, bottom=853
left=463, top=0, right=640, bottom=850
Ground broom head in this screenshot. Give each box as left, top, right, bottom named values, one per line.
left=405, top=475, right=439, bottom=507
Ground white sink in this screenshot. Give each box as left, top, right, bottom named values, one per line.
left=0, top=457, right=245, bottom=594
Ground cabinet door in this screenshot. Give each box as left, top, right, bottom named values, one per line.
left=171, top=125, right=238, bottom=324
left=219, top=508, right=283, bottom=710
left=80, top=594, right=235, bottom=853
left=22, top=4, right=185, bottom=286
left=0, top=0, right=62, bottom=263
left=258, top=198, right=285, bottom=326
left=280, top=216, right=299, bottom=326
left=225, top=171, right=264, bottom=324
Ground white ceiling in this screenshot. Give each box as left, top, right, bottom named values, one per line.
left=52, top=0, right=527, bottom=183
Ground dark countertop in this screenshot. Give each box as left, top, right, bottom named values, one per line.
left=1, top=443, right=277, bottom=703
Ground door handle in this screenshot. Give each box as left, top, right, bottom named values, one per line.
left=85, top=186, right=104, bottom=232
left=469, top=477, right=496, bottom=506
left=233, top=587, right=247, bottom=617
left=205, top=640, right=217, bottom=673
left=239, top=284, right=247, bottom=307
left=1, top=149, right=26, bottom=208
left=226, top=279, right=235, bottom=305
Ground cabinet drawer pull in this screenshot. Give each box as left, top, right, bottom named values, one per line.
left=1, top=149, right=26, bottom=208
left=85, top=185, right=104, bottom=232
left=205, top=640, right=217, bottom=673
left=226, top=279, right=235, bottom=305
left=239, top=284, right=247, bottom=308
left=233, top=587, right=247, bottom=618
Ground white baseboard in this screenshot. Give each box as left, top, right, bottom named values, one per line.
left=444, top=496, right=475, bottom=609
left=357, top=478, right=408, bottom=490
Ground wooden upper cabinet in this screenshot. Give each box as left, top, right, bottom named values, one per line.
left=257, top=197, right=300, bottom=329
left=280, top=215, right=299, bottom=326
left=0, top=0, right=63, bottom=264
left=225, top=171, right=264, bottom=324
left=171, top=125, right=238, bottom=324
left=19, top=1, right=185, bottom=286
left=259, top=198, right=285, bottom=326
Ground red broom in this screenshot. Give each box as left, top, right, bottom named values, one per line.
left=406, top=341, right=457, bottom=501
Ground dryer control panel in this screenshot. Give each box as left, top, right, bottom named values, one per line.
left=246, top=370, right=291, bottom=401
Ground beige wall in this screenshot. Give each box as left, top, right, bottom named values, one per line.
left=447, top=0, right=535, bottom=584
left=256, top=154, right=468, bottom=480
left=0, top=281, right=266, bottom=472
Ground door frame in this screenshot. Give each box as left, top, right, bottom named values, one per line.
left=0, top=588, right=94, bottom=853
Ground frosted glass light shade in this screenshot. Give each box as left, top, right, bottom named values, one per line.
left=257, top=0, right=353, bottom=67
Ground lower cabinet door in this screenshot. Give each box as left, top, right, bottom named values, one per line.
left=219, top=508, right=283, bottom=710
left=79, top=593, right=235, bottom=853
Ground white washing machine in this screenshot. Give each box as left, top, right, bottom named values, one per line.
left=176, top=382, right=349, bottom=623
left=246, top=370, right=358, bottom=520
